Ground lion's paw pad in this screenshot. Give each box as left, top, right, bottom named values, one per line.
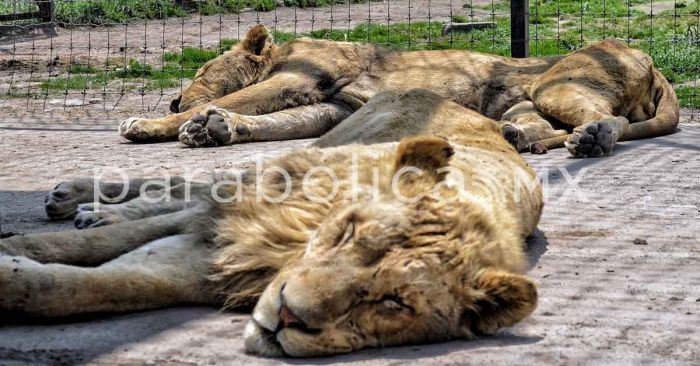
left=529, top=142, right=547, bottom=154
left=566, top=121, right=614, bottom=158
left=178, top=110, right=234, bottom=147
left=73, top=210, right=119, bottom=229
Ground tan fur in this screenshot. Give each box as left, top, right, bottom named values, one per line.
left=119, top=27, right=678, bottom=158
left=43, top=177, right=186, bottom=221
left=3, top=91, right=542, bottom=356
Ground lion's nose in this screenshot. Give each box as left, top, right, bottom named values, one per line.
left=279, top=303, right=306, bottom=329
left=45, top=202, right=57, bottom=213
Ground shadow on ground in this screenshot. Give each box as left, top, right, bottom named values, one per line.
left=280, top=334, right=543, bottom=365
left=0, top=190, right=70, bottom=235
left=0, top=24, right=57, bottom=47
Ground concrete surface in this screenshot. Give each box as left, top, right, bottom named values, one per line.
left=0, top=124, right=699, bottom=365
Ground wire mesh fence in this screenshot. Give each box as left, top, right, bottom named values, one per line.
left=0, top=0, right=698, bottom=120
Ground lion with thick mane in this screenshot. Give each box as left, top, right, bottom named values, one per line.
left=119, top=25, right=678, bottom=157
left=3, top=90, right=542, bottom=357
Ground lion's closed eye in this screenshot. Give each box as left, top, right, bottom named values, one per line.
left=374, top=295, right=414, bottom=316
left=52, top=191, right=69, bottom=200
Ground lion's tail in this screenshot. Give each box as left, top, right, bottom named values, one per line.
left=531, top=134, right=570, bottom=151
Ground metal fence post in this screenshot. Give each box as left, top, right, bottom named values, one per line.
left=37, top=0, right=54, bottom=22
left=511, top=0, right=529, bottom=58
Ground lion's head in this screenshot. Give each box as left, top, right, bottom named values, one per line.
left=243, top=137, right=537, bottom=357
left=170, top=25, right=276, bottom=113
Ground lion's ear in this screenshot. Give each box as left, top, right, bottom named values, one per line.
left=463, top=269, right=537, bottom=335
left=239, top=25, right=274, bottom=57
left=393, top=136, right=454, bottom=189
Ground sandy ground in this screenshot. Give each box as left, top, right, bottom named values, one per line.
left=0, top=122, right=698, bottom=365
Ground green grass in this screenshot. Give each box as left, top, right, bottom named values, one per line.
left=42, top=59, right=170, bottom=92
left=675, top=86, right=700, bottom=108
left=54, top=0, right=187, bottom=25
left=67, top=64, right=101, bottom=74
left=306, top=20, right=514, bottom=55
left=40, top=74, right=112, bottom=90
left=0, top=0, right=37, bottom=15
left=199, top=0, right=251, bottom=15
left=200, top=0, right=376, bottom=14
left=480, top=0, right=649, bottom=17
left=1, top=0, right=380, bottom=25
left=450, top=15, right=470, bottom=23
left=162, top=47, right=220, bottom=62
left=39, top=37, right=242, bottom=93
left=670, top=1, right=700, bottom=15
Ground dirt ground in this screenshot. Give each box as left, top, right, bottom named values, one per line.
left=0, top=120, right=698, bottom=365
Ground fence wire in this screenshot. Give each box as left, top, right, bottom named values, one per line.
left=0, top=0, right=698, bottom=120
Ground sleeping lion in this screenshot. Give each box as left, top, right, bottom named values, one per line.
left=3, top=90, right=542, bottom=357
left=119, top=25, right=678, bottom=157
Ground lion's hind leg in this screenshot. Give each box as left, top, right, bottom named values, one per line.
left=501, top=101, right=568, bottom=154
left=0, top=234, right=216, bottom=318
left=178, top=103, right=352, bottom=147
left=531, top=80, right=631, bottom=158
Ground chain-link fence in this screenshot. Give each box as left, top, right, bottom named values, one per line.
left=0, top=0, right=697, bottom=120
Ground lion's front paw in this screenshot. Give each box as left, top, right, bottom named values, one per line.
left=74, top=204, right=122, bottom=229
left=565, top=121, right=615, bottom=158
left=502, top=124, right=548, bottom=154
left=45, top=179, right=96, bottom=220
left=178, top=107, right=252, bottom=147
left=119, top=117, right=172, bottom=141
left=119, top=117, right=148, bottom=141
left=502, top=124, right=528, bottom=152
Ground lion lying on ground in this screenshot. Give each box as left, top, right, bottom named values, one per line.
left=3, top=90, right=542, bottom=357
left=119, top=25, right=678, bottom=157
